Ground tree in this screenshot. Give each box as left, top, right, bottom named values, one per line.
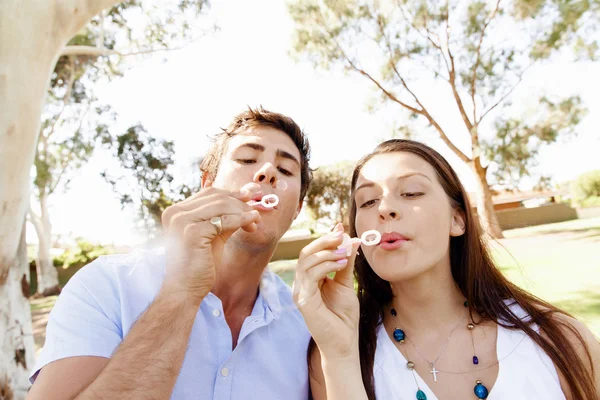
left=0, top=1, right=208, bottom=397
left=28, top=35, right=117, bottom=297
left=289, top=0, right=597, bottom=238
left=305, top=162, right=354, bottom=228
left=101, top=124, right=197, bottom=239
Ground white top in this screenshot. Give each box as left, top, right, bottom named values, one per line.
left=31, top=248, right=311, bottom=400
left=374, top=301, right=566, bottom=399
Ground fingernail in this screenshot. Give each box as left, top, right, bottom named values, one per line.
left=337, top=258, right=348, bottom=264
left=240, top=189, right=250, bottom=197
left=334, top=248, right=348, bottom=255
left=331, top=231, right=343, bottom=238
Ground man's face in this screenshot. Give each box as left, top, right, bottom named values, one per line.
left=207, top=126, right=303, bottom=247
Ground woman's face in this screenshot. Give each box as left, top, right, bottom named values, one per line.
left=353, top=152, right=465, bottom=283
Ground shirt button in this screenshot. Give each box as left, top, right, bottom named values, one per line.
left=221, top=367, right=229, bottom=377
left=212, top=309, right=221, bottom=317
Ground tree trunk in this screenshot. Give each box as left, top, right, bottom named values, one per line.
left=1, top=1, right=124, bottom=395
left=471, top=159, right=504, bottom=239
left=1, top=4, right=62, bottom=397
left=30, top=195, right=61, bottom=297
left=0, top=221, right=35, bottom=400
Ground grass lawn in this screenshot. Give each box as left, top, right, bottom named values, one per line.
left=493, top=217, right=600, bottom=336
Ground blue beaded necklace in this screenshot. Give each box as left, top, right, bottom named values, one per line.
left=390, top=301, right=489, bottom=400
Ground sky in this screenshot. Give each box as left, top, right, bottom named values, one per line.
left=28, top=0, right=600, bottom=246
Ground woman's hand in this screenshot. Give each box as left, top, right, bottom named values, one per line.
left=293, top=223, right=361, bottom=360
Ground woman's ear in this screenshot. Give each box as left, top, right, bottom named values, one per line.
left=450, top=208, right=466, bottom=237
left=201, top=172, right=213, bottom=189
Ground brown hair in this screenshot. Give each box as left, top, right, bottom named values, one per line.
left=308, top=139, right=596, bottom=399
left=199, top=106, right=312, bottom=201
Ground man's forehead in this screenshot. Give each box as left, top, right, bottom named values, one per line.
left=225, top=127, right=300, bottom=158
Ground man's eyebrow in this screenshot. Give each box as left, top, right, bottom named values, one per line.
left=235, top=143, right=265, bottom=152
left=234, top=143, right=300, bottom=167
left=277, top=149, right=300, bottom=167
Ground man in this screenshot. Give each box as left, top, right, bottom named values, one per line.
left=28, top=107, right=313, bottom=399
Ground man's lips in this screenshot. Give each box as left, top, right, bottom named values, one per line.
left=248, top=192, right=278, bottom=210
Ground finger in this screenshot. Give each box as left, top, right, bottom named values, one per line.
left=297, top=248, right=350, bottom=277
left=162, top=188, right=252, bottom=228
left=333, top=238, right=361, bottom=289
left=295, top=259, right=348, bottom=308
left=180, top=210, right=261, bottom=246
left=168, top=198, right=251, bottom=234
left=298, top=229, right=346, bottom=263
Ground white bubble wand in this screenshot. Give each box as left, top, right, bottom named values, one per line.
left=242, top=180, right=288, bottom=209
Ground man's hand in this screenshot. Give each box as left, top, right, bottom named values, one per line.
left=160, top=183, right=261, bottom=302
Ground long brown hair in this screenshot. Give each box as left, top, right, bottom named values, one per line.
left=310, top=139, right=596, bottom=399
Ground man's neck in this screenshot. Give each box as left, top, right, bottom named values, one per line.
left=211, top=241, right=276, bottom=348
left=212, top=239, right=275, bottom=310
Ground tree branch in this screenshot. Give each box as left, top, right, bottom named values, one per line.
left=60, top=29, right=210, bottom=57
left=396, top=1, right=451, bottom=76
left=58, top=0, right=124, bottom=40
left=478, top=63, right=534, bottom=123
left=442, top=3, right=475, bottom=139
left=48, top=103, right=92, bottom=195
left=28, top=202, right=44, bottom=240
left=470, top=0, right=502, bottom=123
left=46, top=56, right=76, bottom=143
left=344, top=55, right=470, bottom=162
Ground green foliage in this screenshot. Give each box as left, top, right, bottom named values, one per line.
left=482, top=96, right=586, bottom=188
left=305, top=162, right=354, bottom=226
left=101, top=124, right=197, bottom=237
left=53, top=239, right=114, bottom=270
left=581, top=196, right=600, bottom=208
left=571, top=170, right=600, bottom=204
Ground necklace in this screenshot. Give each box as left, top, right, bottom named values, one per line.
left=404, top=313, right=466, bottom=382
left=390, top=301, right=490, bottom=400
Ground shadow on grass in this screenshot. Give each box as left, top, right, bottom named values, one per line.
left=553, top=290, right=600, bottom=321
left=567, top=229, right=600, bottom=242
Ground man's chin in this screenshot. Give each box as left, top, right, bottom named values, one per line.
left=232, top=227, right=279, bottom=250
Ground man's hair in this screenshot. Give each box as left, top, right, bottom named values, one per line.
left=200, top=106, right=312, bottom=201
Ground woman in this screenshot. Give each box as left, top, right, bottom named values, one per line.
left=293, top=139, right=599, bottom=399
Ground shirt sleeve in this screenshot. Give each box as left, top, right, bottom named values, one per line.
left=30, top=257, right=124, bottom=383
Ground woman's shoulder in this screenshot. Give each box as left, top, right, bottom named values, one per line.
left=504, top=298, right=600, bottom=398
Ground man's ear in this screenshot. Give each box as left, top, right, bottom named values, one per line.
left=450, top=208, right=466, bottom=237
left=294, top=201, right=303, bottom=219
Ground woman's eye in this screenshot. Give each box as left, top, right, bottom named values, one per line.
left=237, top=159, right=255, bottom=164
left=359, top=199, right=378, bottom=208
left=402, top=192, right=424, bottom=198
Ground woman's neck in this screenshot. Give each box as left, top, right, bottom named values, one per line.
left=386, top=261, right=467, bottom=336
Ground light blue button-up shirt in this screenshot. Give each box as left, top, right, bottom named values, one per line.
left=30, top=248, right=311, bottom=399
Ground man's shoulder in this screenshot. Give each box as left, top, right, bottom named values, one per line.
left=66, top=247, right=166, bottom=298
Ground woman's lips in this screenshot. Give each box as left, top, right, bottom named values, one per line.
left=378, top=232, right=410, bottom=250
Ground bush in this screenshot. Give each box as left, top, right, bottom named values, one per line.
left=581, top=196, right=600, bottom=208
left=54, top=239, right=114, bottom=270
left=29, top=239, right=114, bottom=295
left=570, top=170, right=600, bottom=205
